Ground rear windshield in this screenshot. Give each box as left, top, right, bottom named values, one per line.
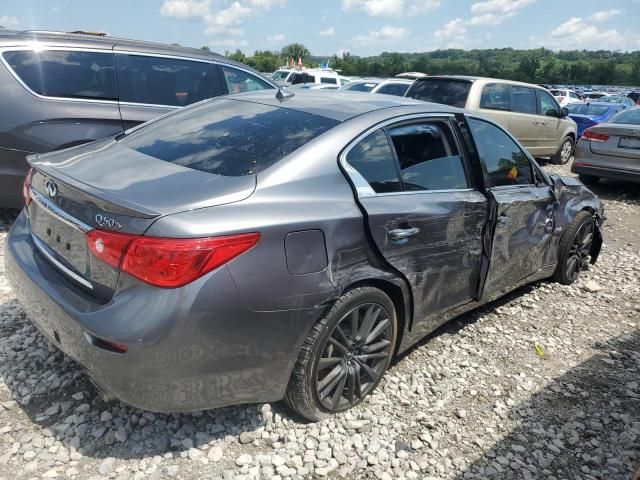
left=610, top=108, right=640, bottom=125
left=406, top=79, right=472, bottom=108
left=120, top=99, right=339, bottom=176
left=566, top=103, right=610, bottom=116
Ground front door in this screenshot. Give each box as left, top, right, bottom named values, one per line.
left=466, top=117, right=555, bottom=297
left=509, top=85, right=542, bottom=155
left=341, top=117, right=488, bottom=332
left=536, top=89, right=564, bottom=155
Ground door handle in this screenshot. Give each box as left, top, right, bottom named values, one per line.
left=389, top=227, right=420, bottom=243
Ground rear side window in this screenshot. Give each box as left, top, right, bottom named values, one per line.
left=320, top=77, right=337, bottom=85
left=345, top=130, right=401, bottom=194
left=388, top=122, right=468, bottom=191
left=376, top=83, right=410, bottom=97
left=480, top=83, right=510, bottom=111
left=116, top=54, right=216, bottom=107
left=405, top=79, right=472, bottom=108
left=120, top=99, right=339, bottom=176
left=511, top=86, right=538, bottom=115
left=4, top=49, right=117, bottom=100
left=220, top=65, right=272, bottom=94
left=290, top=73, right=315, bottom=84
left=467, top=117, right=533, bottom=187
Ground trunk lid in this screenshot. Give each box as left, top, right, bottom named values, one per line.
left=586, top=123, right=640, bottom=173
left=27, top=137, right=256, bottom=299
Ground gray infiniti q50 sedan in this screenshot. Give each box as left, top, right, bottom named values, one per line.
left=5, top=91, right=605, bottom=421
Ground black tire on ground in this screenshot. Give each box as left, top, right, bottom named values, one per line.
left=553, top=211, right=595, bottom=285
left=578, top=173, right=599, bottom=186
left=284, top=286, right=397, bottom=421
left=552, top=136, right=575, bottom=165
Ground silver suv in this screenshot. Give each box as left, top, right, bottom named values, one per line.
left=0, top=30, right=276, bottom=207
left=406, top=76, right=577, bottom=165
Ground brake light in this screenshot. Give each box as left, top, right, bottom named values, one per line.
left=22, top=167, right=33, bottom=207
left=583, top=130, right=609, bottom=142
left=86, top=230, right=260, bottom=288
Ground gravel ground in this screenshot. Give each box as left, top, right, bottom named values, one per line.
left=0, top=161, right=639, bottom=480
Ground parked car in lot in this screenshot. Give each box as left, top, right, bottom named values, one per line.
left=279, top=68, right=351, bottom=87
left=549, top=88, right=582, bottom=107
left=627, top=91, right=640, bottom=106
left=405, top=76, right=577, bottom=164
left=0, top=30, right=276, bottom=208
left=596, top=95, right=635, bottom=109
left=565, top=102, right=623, bottom=138
left=573, top=106, right=640, bottom=185
left=6, top=90, right=604, bottom=420
left=339, top=78, right=412, bottom=96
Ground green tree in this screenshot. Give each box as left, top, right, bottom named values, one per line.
left=227, top=49, right=247, bottom=63
left=280, top=43, right=310, bottom=64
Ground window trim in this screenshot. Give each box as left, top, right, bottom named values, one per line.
left=339, top=113, right=476, bottom=198
left=465, top=114, right=541, bottom=188
left=0, top=45, right=275, bottom=107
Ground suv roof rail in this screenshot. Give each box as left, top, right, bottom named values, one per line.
left=20, top=29, right=108, bottom=37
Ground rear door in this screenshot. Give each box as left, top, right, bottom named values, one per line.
left=114, top=51, right=222, bottom=129
left=466, top=117, right=556, bottom=298
left=342, top=115, right=488, bottom=333
left=509, top=85, right=542, bottom=154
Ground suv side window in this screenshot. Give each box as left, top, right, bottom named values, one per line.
left=290, top=72, right=315, bottom=84
left=376, top=83, right=410, bottom=97
left=4, top=49, right=117, bottom=100
left=510, top=86, right=538, bottom=115
left=467, top=117, right=534, bottom=187
left=388, top=122, right=468, bottom=191
left=220, top=65, right=272, bottom=94
left=345, top=130, right=402, bottom=194
left=320, top=77, right=337, bottom=85
left=538, top=90, right=560, bottom=116
left=480, top=83, right=510, bottom=111
left=115, top=54, right=217, bottom=107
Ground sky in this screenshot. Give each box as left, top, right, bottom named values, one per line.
left=1, top=0, right=638, bottom=57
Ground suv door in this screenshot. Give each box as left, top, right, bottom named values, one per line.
left=342, top=117, right=488, bottom=334
left=536, top=89, right=564, bottom=155
left=114, top=52, right=222, bottom=129
left=467, top=117, right=555, bottom=298
left=509, top=85, right=542, bottom=155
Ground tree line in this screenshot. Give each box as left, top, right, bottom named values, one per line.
left=203, top=43, right=640, bottom=87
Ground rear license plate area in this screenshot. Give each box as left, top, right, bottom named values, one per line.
left=619, top=137, right=640, bottom=149
left=29, top=202, right=88, bottom=274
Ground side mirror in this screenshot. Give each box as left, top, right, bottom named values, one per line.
left=561, top=107, right=569, bottom=117
left=545, top=109, right=560, bottom=118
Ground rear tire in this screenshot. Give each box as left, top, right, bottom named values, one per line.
left=284, top=287, right=397, bottom=421
left=578, top=173, right=599, bottom=186
left=553, top=211, right=595, bottom=285
left=552, top=136, right=574, bottom=165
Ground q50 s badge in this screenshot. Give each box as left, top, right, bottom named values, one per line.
left=95, top=214, right=123, bottom=230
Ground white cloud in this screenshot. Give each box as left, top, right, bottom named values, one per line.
left=541, top=16, right=624, bottom=50
left=209, top=38, right=249, bottom=49
left=341, top=0, right=440, bottom=17
left=435, top=18, right=466, bottom=38
left=470, top=0, right=537, bottom=14
left=160, top=0, right=211, bottom=18
left=319, top=26, right=335, bottom=36
left=160, top=0, right=286, bottom=37
left=267, top=33, right=285, bottom=43
left=588, top=9, right=621, bottom=23
left=0, top=15, right=20, bottom=29
left=353, top=25, right=409, bottom=46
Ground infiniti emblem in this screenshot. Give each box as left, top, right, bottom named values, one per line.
left=45, top=179, right=57, bottom=198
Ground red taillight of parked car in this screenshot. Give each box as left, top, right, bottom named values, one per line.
left=22, top=167, right=33, bottom=207
left=86, top=230, right=260, bottom=288
left=582, top=130, right=609, bottom=143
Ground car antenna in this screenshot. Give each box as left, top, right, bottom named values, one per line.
left=275, top=87, right=295, bottom=102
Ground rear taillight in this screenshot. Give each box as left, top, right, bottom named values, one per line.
left=582, top=130, right=609, bottom=143
left=22, top=167, right=33, bottom=207
left=86, top=230, right=260, bottom=288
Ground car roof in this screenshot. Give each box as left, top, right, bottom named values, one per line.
left=227, top=90, right=446, bottom=122
left=417, top=75, right=549, bottom=90
left=0, top=29, right=256, bottom=72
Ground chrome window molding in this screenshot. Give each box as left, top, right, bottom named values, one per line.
left=339, top=112, right=477, bottom=199
left=31, top=234, right=93, bottom=290
left=0, top=45, right=275, bottom=107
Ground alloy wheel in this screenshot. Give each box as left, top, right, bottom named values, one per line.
left=566, top=220, right=594, bottom=281
left=314, top=303, right=393, bottom=412
left=560, top=139, right=573, bottom=164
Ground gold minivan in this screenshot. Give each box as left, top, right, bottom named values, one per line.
left=406, top=76, right=577, bottom=164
